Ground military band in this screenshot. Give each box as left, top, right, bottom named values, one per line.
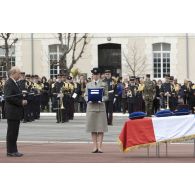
left=1, top=70, right=195, bottom=122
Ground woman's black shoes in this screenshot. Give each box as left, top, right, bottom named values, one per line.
left=92, top=149, right=98, bottom=153
left=91, top=149, right=103, bottom=153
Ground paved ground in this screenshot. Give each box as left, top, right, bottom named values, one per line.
left=0, top=116, right=127, bottom=142
left=1, top=142, right=195, bottom=163
left=1, top=115, right=195, bottom=163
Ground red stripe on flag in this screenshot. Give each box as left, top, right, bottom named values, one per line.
left=119, top=118, right=156, bottom=151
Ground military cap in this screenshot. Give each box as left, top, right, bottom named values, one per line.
left=91, top=67, right=101, bottom=75
left=170, top=76, right=174, bottom=81
left=130, top=76, right=135, bottom=81
left=67, top=76, right=72, bottom=80
left=26, top=74, right=31, bottom=78
left=104, top=69, right=111, bottom=74
left=146, top=74, right=150, bottom=78
left=164, top=74, right=170, bottom=78
left=34, top=75, right=39, bottom=78
left=21, top=72, right=25, bottom=75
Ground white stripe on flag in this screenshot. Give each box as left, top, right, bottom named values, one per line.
left=152, top=114, right=195, bottom=142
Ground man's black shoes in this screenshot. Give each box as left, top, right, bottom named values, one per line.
left=7, top=152, right=24, bottom=157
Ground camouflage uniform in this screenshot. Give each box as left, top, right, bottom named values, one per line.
left=143, top=78, right=156, bottom=116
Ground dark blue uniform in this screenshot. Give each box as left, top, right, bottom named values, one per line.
left=160, top=82, right=174, bottom=110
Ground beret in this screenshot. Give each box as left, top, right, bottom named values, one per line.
left=155, top=109, right=173, bottom=117
left=174, top=107, right=190, bottom=116
left=129, top=112, right=147, bottom=120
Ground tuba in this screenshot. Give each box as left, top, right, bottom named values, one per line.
left=70, top=67, right=80, bottom=79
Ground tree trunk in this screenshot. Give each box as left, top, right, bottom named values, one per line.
left=5, top=39, right=11, bottom=71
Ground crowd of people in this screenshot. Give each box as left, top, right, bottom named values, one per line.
left=1, top=69, right=195, bottom=123
left=1, top=66, right=195, bottom=155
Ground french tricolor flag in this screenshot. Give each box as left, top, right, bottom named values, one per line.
left=119, top=115, right=195, bottom=152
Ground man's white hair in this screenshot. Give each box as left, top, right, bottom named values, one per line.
left=8, top=66, right=21, bottom=76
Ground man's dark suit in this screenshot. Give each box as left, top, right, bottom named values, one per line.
left=4, top=78, right=24, bottom=153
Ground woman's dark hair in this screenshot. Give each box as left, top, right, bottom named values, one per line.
left=41, top=76, right=47, bottom=82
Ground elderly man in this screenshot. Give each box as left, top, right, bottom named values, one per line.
left=4, top=67, right=27, bottom=157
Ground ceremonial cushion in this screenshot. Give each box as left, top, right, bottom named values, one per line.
left=155, top=109, right=173, bottom=117
left=129, top=112, right=147, bottom=120
left=88, top=88, right=103, bottom=102
left=174, top=107, right=190, bottom=116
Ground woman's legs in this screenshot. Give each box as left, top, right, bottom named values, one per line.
left=91, top=132, right=98, bottom=152
left=97, top=132, right=104, bottom=152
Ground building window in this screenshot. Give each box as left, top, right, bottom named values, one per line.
left=0, top=46, right=15, bottom=77
left=153, top=43, right=171, bottom=78
left=49, top=44, right=64, bottom=78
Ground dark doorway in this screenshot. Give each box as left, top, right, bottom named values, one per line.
left=98, top=43, right=121, bottom=76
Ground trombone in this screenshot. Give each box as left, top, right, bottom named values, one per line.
left=59, top=91, right=64, bottom=109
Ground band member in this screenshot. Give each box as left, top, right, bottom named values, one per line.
left=51, top=74, right=64, bottom=123
left=65, top=76, right=75, bottom=120
left=121, top=78, right=129, bottom=114
left=85, top=67, right=108, bottom=153
left=114, top=77, right=123, bottom=112
left=189, top=84, right=195, bottom=113
left=33, top=75, right=43, bottom=119
left=160, top=74, right=174, bottom=110
left=4, top=67, right=27, bottom=157
left=137, top=78, right=145, bottom=112
left=127, top=76, right=138, bottom=114
left=18, top=72, right=31, bottom=123
left=41, top=76, right=50, bottom=112
left=152, top=79, right=160, bottom=113
left=103, top=69, right=117, bottom=125
left=78, top=75, right=87, bottom=113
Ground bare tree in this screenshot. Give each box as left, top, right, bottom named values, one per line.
left=57, top=33, right=88, bottom=74
left=0, top=33, right=18, bottom=71
left=123, top=42, right=147, bottom=77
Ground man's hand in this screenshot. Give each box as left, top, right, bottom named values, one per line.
left=22, top=100, right=27, bottom=106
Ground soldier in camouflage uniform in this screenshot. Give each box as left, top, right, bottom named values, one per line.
left=143, top=74, right=156, bottom=116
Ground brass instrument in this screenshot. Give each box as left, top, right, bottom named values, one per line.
left=138, top=84, right=145, bottom=92
left=127, top=89, right=132, bottom=97
left=192, top=84, right=195, bottom=90
left=81, top=82, right=85, bottom=97
left=174, top=84, right=180, bottom=92
left=70, top=67, right=80, bottom=78
left=134, top=87, right=137, bottom=96
left=57, top=88, right=64, bottom=109
left=112, top=77, right=118, bottom=86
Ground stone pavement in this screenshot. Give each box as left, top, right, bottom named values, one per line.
left=1, top=142, right=195, bottom=163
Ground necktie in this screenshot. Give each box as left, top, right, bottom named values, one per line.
left=95, top=82, right=97, bottom=86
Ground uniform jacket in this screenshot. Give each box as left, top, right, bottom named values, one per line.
left=4, top=78, right=24, bottom=120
